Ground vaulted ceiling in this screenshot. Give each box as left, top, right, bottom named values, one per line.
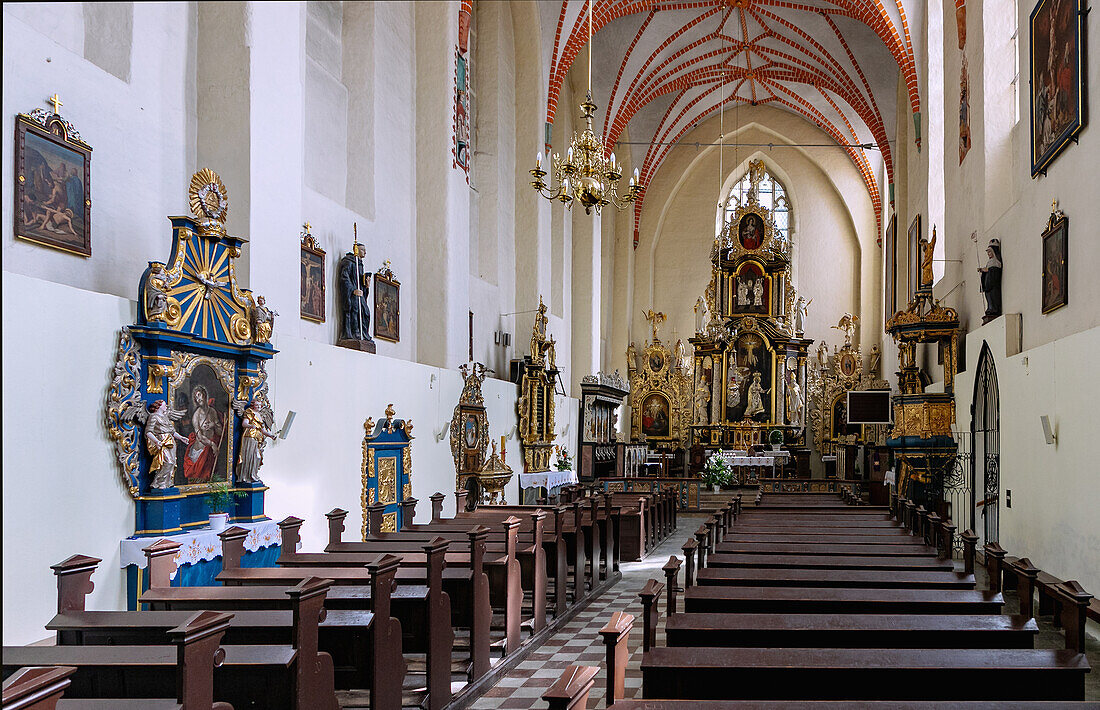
left=543, top=0, right=920, bottom=243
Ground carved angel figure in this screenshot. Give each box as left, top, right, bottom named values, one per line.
left=145, top=400, right=189, bottom=490
left=235, top=398, right=277, bottom=484
left=196, top=271, right=228, bottom=299
left=832, top=313, right=859, bottom=347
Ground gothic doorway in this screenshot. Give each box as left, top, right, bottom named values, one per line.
left=971, top=343, right=1000, bottom=549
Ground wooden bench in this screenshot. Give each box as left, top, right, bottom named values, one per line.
left=681, top=586, right=1005, bottom=616
left=704, top=553, right=953, bottom=572
left=1, top=666, right=194, bottom=710
left=662, top=612, right=1037, bottom=649
left=696, top=567, right=976, bottom=589
left=714, top=542, right=935, bottom=556
left=1, top=613, right=269, bottom=709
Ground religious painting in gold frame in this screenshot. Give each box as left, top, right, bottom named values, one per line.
left=300, top=226, right=326, bottom=323
left=373, top=264, right=400, bottom=342
left=14, top=106, right=92, bottom=257
left=167, top=353, right=235, bottom=491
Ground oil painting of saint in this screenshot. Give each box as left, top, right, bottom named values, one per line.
left=172, top=362, right=231, bottom=486
left=738, top=213, right=765, bottom=250
left=641, top=394, right=670, bottom=437
left=1030, top=0, right=1084, bottom=174
left=15, top=122, right=91, bottom=256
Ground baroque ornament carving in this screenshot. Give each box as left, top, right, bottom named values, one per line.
left=105, top=327, right=145, bottom=497
left=628, top=314, right=693, bottom=446
left=807, top=339, right=890, bottom=454
left=519, top=297, right=557, bottom=472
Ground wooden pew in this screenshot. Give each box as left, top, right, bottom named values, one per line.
left=696, top=567, right=976, bottom=589
left=638, top=648, right=1089, bottom=701
left=2, top=612, right=256, bottom=709
left=137, top=544, right=406, bottom=710
left=219, top=522, right=490, bottom=684
left=714, top=542, right=935, bottom=556
left=703, top=553, right=954, bottom=572
left=681, top=586, right=1006, bottom=616
left=0, top=666, right=189, bottom=710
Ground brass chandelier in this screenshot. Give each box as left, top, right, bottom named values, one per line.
left=530, top=0, right=642, bottom=215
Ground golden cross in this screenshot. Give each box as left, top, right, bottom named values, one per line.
left=1051, top=198, right=1059, bottom=213
left=303, top=221, right=312, bottom=233
left=47, top=94, right=62, bottom=114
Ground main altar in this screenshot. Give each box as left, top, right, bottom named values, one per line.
left=688, top=160, right=813, bottom=449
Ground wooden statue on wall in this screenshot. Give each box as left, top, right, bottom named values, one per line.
left=337, top=224, right=376, bottom=353
left=978, top=238, right=1003, bottom=324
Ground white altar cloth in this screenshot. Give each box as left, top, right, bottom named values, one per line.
left=519, top=470, right=579, bottom=490
left=120, top=520, right=285, bottom=572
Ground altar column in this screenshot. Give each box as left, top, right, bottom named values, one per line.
left=571, top=209, right=602, bottom=391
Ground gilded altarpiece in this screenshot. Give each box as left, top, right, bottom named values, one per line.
left=518, top=298, right=558, bottom=472
left=451, top=362, right=502, bottom=508
left=105, top=169, right=276, bottom=536
left=361, top=405, right=414, bottom=537
left=627, top=319, right=693, bottom=448
left=808, top=339, right=890, bottom=457
left=688, top=160, right=813, bottom=449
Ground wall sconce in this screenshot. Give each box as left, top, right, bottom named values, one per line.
left=1040, top=415, right=1057, bottom=445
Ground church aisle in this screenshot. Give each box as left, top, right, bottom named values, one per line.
left=466, top=515, right=709, bottom=709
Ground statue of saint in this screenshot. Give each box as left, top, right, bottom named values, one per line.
left=694, top=296, right=709, bottom=333
left=744, top=372, right=768, bottom=420
left=145, top=400, right=188, bottom=490
left=251, top=295, right=276, bottom=344
left=815, top=341, right=828, bottom=372
left=339, top=246, right=373, bottom=342
left=737, top=279, right=750, bottom=306
left=794, top=296, right=811, bottom=335
left=753, top=278, right=764, bottom=306
left=785, top=370, right=804, bottom=426
left=674, top=339, right=688, bottom=370
left=236, top=399, right=277, bottom=484
left=921, top=226, right=937, bottom=288
left=693, top=374, right=710, bottom=425
left=626, top=341, right=638, bottom=371
left=978, top=238, right=1002, bottom=324
left=868, top=344, right=881, bottom=377
left=146, top=263, right=169, bottom=322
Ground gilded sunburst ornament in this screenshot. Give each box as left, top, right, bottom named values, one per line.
left=189, top=168, right=229, bottom=223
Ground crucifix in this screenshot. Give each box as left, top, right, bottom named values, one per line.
left=48, top=93, right=63, bottom=115
left=303, top=221, right=312, bottom=234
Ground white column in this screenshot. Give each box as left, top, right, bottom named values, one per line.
left=414, top=0, right=470, bottom=369
left=571, top=209, right=601, bottom=390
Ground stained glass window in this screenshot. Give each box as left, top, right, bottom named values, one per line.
left=720, top=169, right=790, bottom=241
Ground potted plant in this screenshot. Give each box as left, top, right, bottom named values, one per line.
left=204, top=481, right=243, bottom=532
left=554, top=446, right=573, bottom=472
left=701, top=453, right=729, bottom=492
left=768, top=429, right=785, bottom=451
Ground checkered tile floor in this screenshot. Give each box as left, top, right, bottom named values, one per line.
left=467, top=515, right=706, bottom=709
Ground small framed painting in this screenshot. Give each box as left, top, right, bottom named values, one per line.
left=300, top=225, right=326, bottom=323
left=373, top=262, right=400, bottom=342
left=14, top=108, right=92, bottom=256
left=1041, top=211, right=1068, bottom=313
left=1030, top=0, right=1086, bottom=176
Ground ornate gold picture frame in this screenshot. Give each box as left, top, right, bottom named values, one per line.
left=300, top=225, right=326, bottom=323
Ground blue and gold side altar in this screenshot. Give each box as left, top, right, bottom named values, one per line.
left=106, top=169, right=279, bottom=537
left=361, top=404, right=414, bottom=536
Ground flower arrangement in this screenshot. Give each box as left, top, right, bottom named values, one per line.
left=554, top=446, right=573, bottom=472
left=701, top=453, right=730, bottom=489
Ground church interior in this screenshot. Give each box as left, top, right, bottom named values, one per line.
left=4, top=0, right=1100, bottom=707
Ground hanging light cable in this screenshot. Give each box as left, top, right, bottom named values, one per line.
left=529, top=0, right=643, bottom=214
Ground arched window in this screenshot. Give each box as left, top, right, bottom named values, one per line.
left=720, top=168, right=791, bottom=240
